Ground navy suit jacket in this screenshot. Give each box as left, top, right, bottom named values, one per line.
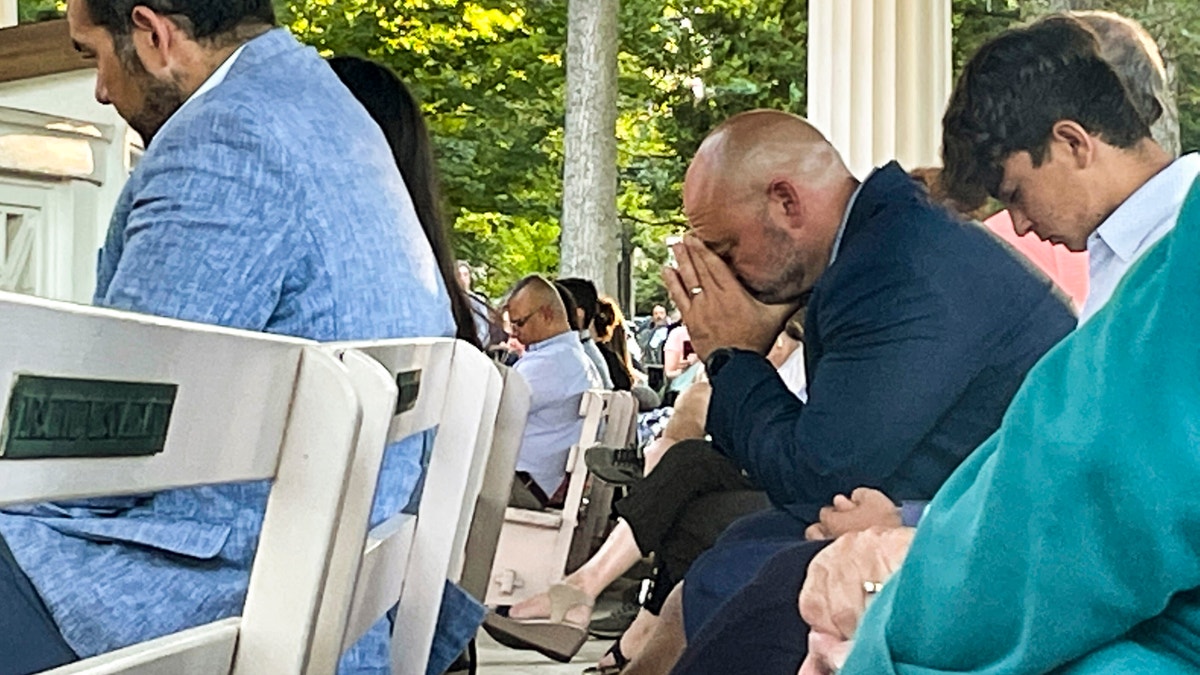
left=706, top=162, right=1076, bottom=522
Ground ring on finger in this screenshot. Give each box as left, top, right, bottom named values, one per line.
left=690, top=286, right=704, bottom=296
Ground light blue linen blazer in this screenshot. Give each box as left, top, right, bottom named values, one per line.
left=0, top=28, right=455, bottom=663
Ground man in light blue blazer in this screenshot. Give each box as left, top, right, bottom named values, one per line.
left=0, top=2, right=462, bottom=673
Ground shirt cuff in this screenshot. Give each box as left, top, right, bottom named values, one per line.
left=900, top=500, right=930, bottom=528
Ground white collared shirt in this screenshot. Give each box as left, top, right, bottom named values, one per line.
left=1080, top=153, right=1200, bottom=323
left=180, top=43, right=248, bottom=114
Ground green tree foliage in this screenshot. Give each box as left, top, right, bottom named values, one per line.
left=274, top=0, right=806, bottom=304
left=20, top=0, right=1195, bottom=307
left=15, top=0, right=64, bottom=23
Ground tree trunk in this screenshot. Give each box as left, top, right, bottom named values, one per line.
left=559, top=0, right=620, bottom=296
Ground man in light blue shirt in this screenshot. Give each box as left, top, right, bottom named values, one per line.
left=0, top=2, right=457, bottom=673
left=507, top=276, right=603, bottom=500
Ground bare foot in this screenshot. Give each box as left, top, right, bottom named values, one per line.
left=508, top=583, right=594, bottom=626
left=508, top=589, right=553, bottom=620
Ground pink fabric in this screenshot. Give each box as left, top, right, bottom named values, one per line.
left=664, top=324, right=691, bottom=357
left=985, top=211, right=1089, bottom=310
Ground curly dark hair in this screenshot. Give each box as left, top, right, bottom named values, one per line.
left=941, top=15, right=1153, bottom=210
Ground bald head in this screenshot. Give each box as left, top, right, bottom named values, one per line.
left=506, top=275, right=570, bottom=346
left=1069, top=11, right=1179, bottom=157
left=685, top=111, right=851, bottom=211
left=682, top=110, right=859, bottom=303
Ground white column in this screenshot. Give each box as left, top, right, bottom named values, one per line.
left=0, top=0, right=18, bottom=29
left=807, top=0, right=952, bottom=178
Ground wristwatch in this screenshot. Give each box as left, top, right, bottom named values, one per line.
left=704, top=347, right=737, bottom=378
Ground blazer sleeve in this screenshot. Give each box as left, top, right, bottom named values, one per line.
left=706, top=257, right=982, bottom=509
left=99, top=102, right=302, bottom=329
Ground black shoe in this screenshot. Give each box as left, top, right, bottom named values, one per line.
left=585, top=445, right=644, bottom=485
left=588, top=600, right=639, bottom=639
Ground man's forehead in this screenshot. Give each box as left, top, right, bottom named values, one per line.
left=995, top=152, right=1033, bottom=193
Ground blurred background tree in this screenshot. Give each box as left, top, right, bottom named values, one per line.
left=15, top=0, right=1196, bottom=309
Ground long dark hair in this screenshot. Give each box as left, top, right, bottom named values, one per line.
left=328, top=55, right=481, bottom=349
left=594, top=296, right=634, bottom=381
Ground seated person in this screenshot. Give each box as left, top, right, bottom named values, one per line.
left=593, top=295, right=636, bottom=392
left=457, top=260, right=508, bottom=348
left=506, top=275, right=603, bottom=506
left=594, top=296, right=662, bottom=409
left=611, top=107, right=1076, bottom=675
left=558, top=277, right=615, bottom=389
left=0, top=4, right=455, bottom=674
left=662, top=323, right=702, bottom=401
left=676, top=12, right=1186, bottom=674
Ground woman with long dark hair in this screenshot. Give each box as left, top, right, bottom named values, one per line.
left=328, top=55, right=483, bottom=349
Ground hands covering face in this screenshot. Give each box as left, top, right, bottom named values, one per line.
left=663, top=235, right=798, bottom=361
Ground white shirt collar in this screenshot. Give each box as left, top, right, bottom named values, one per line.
left=1089, top=154, right=1200, bottom=263
left=176, top=43, right=249, bottom=117
left=1079, top=153, right=1200, bottom=323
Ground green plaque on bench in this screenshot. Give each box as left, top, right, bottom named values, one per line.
left=395, top=369, right=421, bottom=414
left=1, top=375, right=178, bottom=459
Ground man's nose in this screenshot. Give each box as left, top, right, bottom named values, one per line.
left=1010, top=209, right=1034, bottom=237
left=94, top=80, right=111, bottom=105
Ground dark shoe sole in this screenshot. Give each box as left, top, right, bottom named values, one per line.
left=482, top=613, right=588, bottom=663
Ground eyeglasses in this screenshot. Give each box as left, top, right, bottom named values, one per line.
left=509, top=310, right=537, bottom=329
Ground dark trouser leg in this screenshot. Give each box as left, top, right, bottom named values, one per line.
left=614, top=440, right=771, bottom=615
left=643, top=490, right=772, bottom=614
left=0, top=533, right=78, bottom=675
left=614, top=439, right=757, bottom=557
left=671, top=539, right=832, bottom=675
left=680, top=508, right=811, bottom=637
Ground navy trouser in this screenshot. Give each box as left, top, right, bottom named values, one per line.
left=0, top=534, right=77, bottom=675
left=680, top=507, right=811, bottom=638
left=673, top=538, right=832, bottom=675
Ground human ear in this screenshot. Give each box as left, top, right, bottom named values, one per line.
left=128, top=6, right=174, bottom=74
left=768, top=179, right=802, bottom=216
left=1050, top=120, right=1095, bottom=170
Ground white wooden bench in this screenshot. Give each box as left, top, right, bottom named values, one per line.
left=455, top=366, right=532, bottom=601
left=0, top=291, right=367, bottom=675
left=485, top=389, right=638, bottom=606
left=318, top=340, right=503, bottom=675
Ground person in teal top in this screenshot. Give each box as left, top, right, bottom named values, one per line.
left=814, top=174, right=1200, bottom=673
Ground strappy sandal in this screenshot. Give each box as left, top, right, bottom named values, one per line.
left=482, top=583, right=593, bottom=663
left=581, top=637, right=629, bottom=674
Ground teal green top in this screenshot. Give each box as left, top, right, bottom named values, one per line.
left=843, top=177, right=1200, bottom=674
